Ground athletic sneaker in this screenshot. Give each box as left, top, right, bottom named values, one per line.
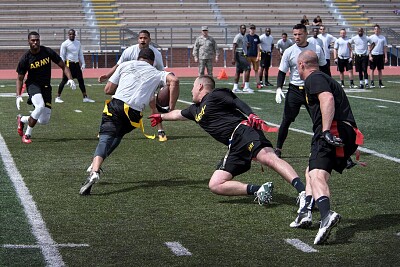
left=296, top=191, right=307, bottom=213
left=83, top=97, right=95, bottom=103
left=379, top=84, right=385, bottom=88
left=243, top=88, right=254, bottom=93
left=254, top=182, right=274, bottom=205
left=232, top=88, right=242, bottom=93
left=314, top=211, right=341, bottom=245
left=79, top=172, right=100, bottom=195
left=22, top=134, right=32, bottom=144
left=365, top=84, right=370, bottom=89
left=370, top=82, right=375, bottom=88
left=158, top=130, right=167, bottom=142
left=359, top=84, right=364, bottom=89
left=17, top=114, right=24, bottom=137
left=55, top=97, right=64, bottom=103
left=265, top=82, right=274, bottom=86
left=349, top=84, right=357, bottom=89
left=290, top=210, right=312, bottom=228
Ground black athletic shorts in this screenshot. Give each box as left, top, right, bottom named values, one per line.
left=27, top=83, right=52, bottom=109
left=260, top=51, right=272, bottom=68
left=309, top=122, right=358, bottom=174
left=217, top=124, right=272, bottom=177
left=354, top=54, right=369, bottom=73
left=369, top=55, right=384, bottom=70
left=283, top=84, right=309, bottom=122
left=65, top=61, right=84, bottom=80
left=337, top=58, right=353, bottom=72
left=99, top=98, right=142, bottom=138
left=235, top=52, right=251, bottom=74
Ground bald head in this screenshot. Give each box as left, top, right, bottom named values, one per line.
left=297, top=50, right=319, bottom=80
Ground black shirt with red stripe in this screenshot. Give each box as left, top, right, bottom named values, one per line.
left=181, top=88, right=250, bottom=145
left=16, top=46, right=62, bottom=87
left=304, top=71, right=357, bottom=132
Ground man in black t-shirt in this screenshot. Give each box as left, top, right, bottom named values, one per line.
left=149, top=76, right=309, bottom=216
left=16, top=31, right=76, bottom=144
left=296, top=50, right=362, bottom=245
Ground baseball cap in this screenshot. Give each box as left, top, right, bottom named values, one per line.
left=201, top=26, right=208, bottom=31
left=250, top=24, right=256, bottom=29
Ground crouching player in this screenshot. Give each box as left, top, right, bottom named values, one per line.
left=149, top=75, right=308, bottom=215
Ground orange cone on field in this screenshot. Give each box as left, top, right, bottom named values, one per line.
left=217, top=69, right=228, bottom=80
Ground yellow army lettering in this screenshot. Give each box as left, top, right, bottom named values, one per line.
left=248, top=142, right=254, bottom=152
left=30, top=57, right=50, bottom=69
left=195, top=104, right=206, bottom=122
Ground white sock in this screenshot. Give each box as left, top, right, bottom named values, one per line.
left=244, top=82, right=250, bottom=89
left=365, top=79, right=369, bottom=84
left=233, top=83, right=238, bottom=90
left=21, top=116, right=29, bottom=124
left=25, top=126, right=33, bottom=136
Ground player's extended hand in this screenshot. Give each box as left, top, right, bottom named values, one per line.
left=275, top=87, right=285, bottom=104
left=321, top=130, right=344, bottom=147
left=16, top=96, right=23, bottom=110
left=67, top=79, right=76, bottom=90
left=248, top=113, right=264, bottom=130
left=81, top=64, right=85, bottom=72
left=149, top=114, right=163, bottom=127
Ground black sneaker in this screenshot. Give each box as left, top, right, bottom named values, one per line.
left=359, top=84, right=364, bottom=89
left=379, top=84, right=385, bottom=88
left=158, top=130, right=167, bottom=142
left=370, top=82, right=375, bottom=88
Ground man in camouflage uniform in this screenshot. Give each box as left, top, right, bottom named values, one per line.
left=193, top=26, right=219, bottom=76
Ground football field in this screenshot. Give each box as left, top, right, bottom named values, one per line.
left=1, top=77, right=399, bottom=266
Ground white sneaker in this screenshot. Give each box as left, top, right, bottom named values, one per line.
left=254, top=182, right=274, bottom=205
left=243, top=87, right=254, bottom=93
left=232, top=88, right=241, bottom=93
left=83, top=97, right=95, bottom=103
left=55, top=97, right=64, bottom=103
left=314, top=211, right=341, bottom=245
left=79, top=172, right=100, bottom=195
left=290, top=210, right=312, bottom=228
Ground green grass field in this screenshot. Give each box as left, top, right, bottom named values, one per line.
left=1, top=77, right=399, bottom=266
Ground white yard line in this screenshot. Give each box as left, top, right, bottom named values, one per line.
left=285, top=239, right=318, bottom=253
left=3, top=243, right=89, bottom=249
left=0, top=133, right=65, bottom=267
left=347, top=95, right=400, bottom=104
left=165, top=242, right=192, bottom=256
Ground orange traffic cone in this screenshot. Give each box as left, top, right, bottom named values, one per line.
left=217, top=69, right=228, bottom=80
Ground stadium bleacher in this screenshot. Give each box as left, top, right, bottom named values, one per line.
left=0, top=0, right=398, bottom=68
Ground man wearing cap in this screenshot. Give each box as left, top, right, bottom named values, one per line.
left=193, top=26, right=219, bottom=76
left=246, top=24, right=261, bottom=88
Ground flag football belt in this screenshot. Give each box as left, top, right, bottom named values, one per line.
left=290, top=84, right=304, bottom=90
left=65, top=60, right=80, bottom=67
left=102, top=99, right=155, bottom=140
left=330, top=120, right=364, bottom=158
left=356, top=54, right=368, bottom=57
left=240, top=120, right=278, bottom=133
left=261, top=51, right=271, bottom=55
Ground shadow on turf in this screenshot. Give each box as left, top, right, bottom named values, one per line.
left=333, top=213, right=400, bottom=244
left=91, top=177, right=210, bottom=196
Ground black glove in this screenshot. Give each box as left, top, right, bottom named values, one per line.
left=321, top=130, right=344, bottom=147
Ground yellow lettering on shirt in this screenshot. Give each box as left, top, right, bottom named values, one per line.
left=248, top=142, right=254, bottom=152
left=195, top=105, right=206, bottom=122
left=30, top=57, right=50, bottom=69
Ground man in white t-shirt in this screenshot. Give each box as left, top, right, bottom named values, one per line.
left=349, top=27, right=372, bottom=88
left=98, top=30, right=169, bottom=141
left=333, top=29, right=356, bottom=88
left=258, top=27, right=274, bottom=87
left=318, top=26, right=337, bottom=76
left=368, top=24, right=388, bottom=88
left=80, top=48, right=180, bottom=195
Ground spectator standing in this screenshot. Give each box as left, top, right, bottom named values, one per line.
left=276, top=33, right=294, bottom=61
left=368, top=24, right=388, bottom=88
left=333, top=29, right=356, bottom=88
left=16, top=31, right=76, bottom=144
left=232, top=25, right=253, bottom=93
left=318, top=25, right=337, bottom=76
left=307, top=28, right=324, bottom=48
left=245, top=24, right=261, bottom=88
left=349, top=28, right=372, bottom=88
left=192, top=26, right=219, bottom=77
left=56, top=29, right=94, bottom=103
left=258, top=27, right=274, bottom=87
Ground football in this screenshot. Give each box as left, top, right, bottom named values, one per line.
left=156, top=85, right=170, bottom=113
